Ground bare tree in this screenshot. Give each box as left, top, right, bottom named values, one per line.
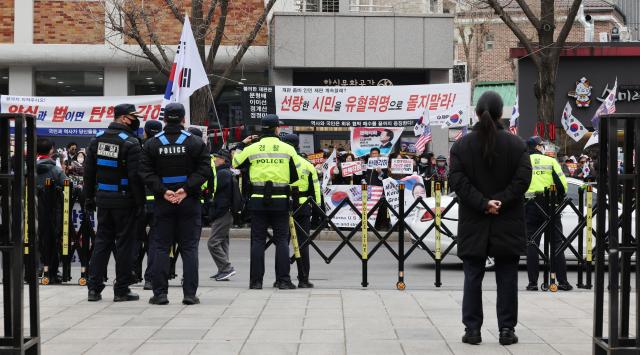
left=455, top=8, right=490, bottom=87
left=84, top=0, right=277, bottom=125
left=475, top=0, right=583, bottom=129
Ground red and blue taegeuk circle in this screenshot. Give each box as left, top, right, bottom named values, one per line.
left=449, top=113, right=460, bottom=124
left=570, top=123, right=580, bottom=132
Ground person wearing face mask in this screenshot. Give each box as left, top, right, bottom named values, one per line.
left=83, top=103, right=145, bottom=302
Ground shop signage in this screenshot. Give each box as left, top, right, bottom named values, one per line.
left=597, top=83, right=640, bottom=103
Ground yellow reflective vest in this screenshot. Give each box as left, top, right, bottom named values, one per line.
left=232, top=136, right=299, bottom=200
left=527, top=153, right=568, bottom=195
left=291, top=154, right=321, bottom=205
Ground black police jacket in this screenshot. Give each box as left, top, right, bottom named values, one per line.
left=139, top=123, right=211, bottom=200
left=84, top=122, right=145, bottom=209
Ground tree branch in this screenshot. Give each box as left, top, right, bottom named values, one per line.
left=139, top=5, right=172, bottom=66
left=203, top=0, right=220, bottom=30
left=515, top=0, right=541, bottom=30
left=206, top=0, right=228, bottom=72
left=553, top=0, right=583, bottom=56
left=123, top=9, right=170, bottom=76
left=164, top=0, right=185, bottom=23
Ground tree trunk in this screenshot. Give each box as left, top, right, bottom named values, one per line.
left=534, top=57, right=557, bottom=140
left=189, top=89, right=211, bottom=126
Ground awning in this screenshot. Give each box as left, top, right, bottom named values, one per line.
left=472, top=81, right=517, bottom=107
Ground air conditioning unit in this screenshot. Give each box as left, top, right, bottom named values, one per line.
left=599, top=32, right=609, bottom=42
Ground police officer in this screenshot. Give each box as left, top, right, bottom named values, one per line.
left=525, top=136, right=572, bottom=291
left=282, top=134, right=321, bottom=288
left=84, top=103, right=145, bottom=302
left=233, top=115, right=299, bottom=290
left=139, top=103, right=211, bottom=305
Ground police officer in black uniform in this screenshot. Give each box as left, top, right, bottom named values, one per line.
left=84, top=103, right=145, bottom=302
left=140, top=103, right=211, bottom=305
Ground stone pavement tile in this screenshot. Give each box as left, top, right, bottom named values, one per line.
left=301, top=329, right=344, bottom=343
left=191, top=341, right=244, bottom=355
left=345, top=326, right=397, bottom=340
left=395, top=327, right=444, bottom=341
left=150, top=328, right=208, bottom=341
left=125, top=316, right=172, bottom=327
left=84, top=339, right=144, bottom=354
left=307, top=298, right=342, bottom=309
left=42, top=340, right=96, bottom=355
left=254, top=316, right=303, bottom=330
left=164, top=316, right=217, bottom=329
left=390, top=317, right=432, bottom=328
left=550, top=342, right=592, bottom=355
left=518, top=318, right=573, bottom=329
left=100, top=305, right=147, bottom=315
left=303, top=316, right=344, bottom=329
left=140, top=306, right=183, bottom=317
left=261, top=306, right=307, bottom=317
left=75, top=314, right=134, bottom=328
left=346, top=340, right=404, bottom=355
left=298, top=342, right=346, bottom=355
left=447, top=343, right=510, bottom=355
left=435, top=326, right=497, bottom=343
left=133, top=342, right=195, bottom=355
left=223, top=306, right=264, bottom=317
left=487, top=328, right=545, bottom=344
left=506, top=343, right=561, bottom=355
left=239, top=342, right=298, bottom=355
left=40, top=315, right=86, bottom=329
left=400, top=340, right=452, bottom=355
left=40, top=328, right=66, bottom=343
left=203, top=317, right=256, bottom=341
left=179, top=305, right=227, bottom=317
left=531, top=327, right=591, bottom=344
left=306, top=307, right=343, bottom=318
left=247, top=329, right=301, bottom=343
left=105, top=327, right=156, bottom=340
left=46, top=327, right=116, bottom=342
left=268, top=298, right=308, bottom=308
left=345, top=317, right=393, bottom=329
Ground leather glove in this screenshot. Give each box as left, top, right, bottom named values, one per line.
left=84, top=198, right=96, bottom=212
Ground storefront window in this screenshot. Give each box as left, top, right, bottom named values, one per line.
left=129, top=70, right=168, bottom=95
left=35, top=71, right=103, bottom=96
left=0, top=69, right=8, bottom=95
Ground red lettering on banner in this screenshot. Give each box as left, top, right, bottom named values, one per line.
left=345, top=96, right=357, bottom=112
left=280, top=96, right=292, bottom=112
left=439, top=93, right=456, bottom=110
left=89, top=106, right=106, bottom=122
left=52, top=106, right=69, bottom=122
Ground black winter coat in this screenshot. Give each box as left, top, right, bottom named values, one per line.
left=210, top=162, right=233, bottom=220
left=449, top=125, right=532, bottom=258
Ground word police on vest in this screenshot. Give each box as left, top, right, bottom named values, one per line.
left=159, top=145, right=187, bottom=155
left=97, top=142, right=119, bottom=158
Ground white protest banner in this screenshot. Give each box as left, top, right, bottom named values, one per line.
left=390, top=159, right=414, bottom=175
left=341, top=161, right=363, bottom=177
left=0, top=95, right=163, bottom=136
left=382, top=175, right=430, bottom=225
left=323, top=185, right=382, bottom=228
left=350, top=127, right=404, bottom=157
left=242, top=83, right=471, bottom=127
left=367, top=157, right=389, bottom=170
left=321, top=149, right=337, bottom=190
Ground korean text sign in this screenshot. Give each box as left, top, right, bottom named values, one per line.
left=367, top=157, right=389, bottom=170
left=390, top=159, right=414, bottom=175
left=0, top=95, right=163, bottom=136
left=341, top=161, right=363, bottom=177
left=308, top=152, right=326, bottom=165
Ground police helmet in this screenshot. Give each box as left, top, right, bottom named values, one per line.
left=527, top=136, right=544, bottom=149
left=164, top=103, right=186, bottom=123
left=187, top=126, right=203, bottom=138
left=261, top=114, right=283, bottom=129
left=282, top=133, right=299, bottom=149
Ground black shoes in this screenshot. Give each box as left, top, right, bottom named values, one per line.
left=275, top=280, right=297, bottom=290
left=249, top=281, right=263, bottom=290
left=526, top=283, right=539, bottom=291
left=182, top=295, right=200, bottom=305
left=87, top=290, right=102, bottom=302
left=114, top=292, right=140, bottom=302
left=499, top=328, right=518, bottom=345
left=558, top=283, right=573, bottom=291
left=149, top=294, right=169, bottom=305
left=462, top=328, right=482, bottom=345
left=298, top=280, right=314, bottom=289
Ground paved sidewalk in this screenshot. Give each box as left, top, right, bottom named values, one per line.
left=35, top=285, right=631, bottom=355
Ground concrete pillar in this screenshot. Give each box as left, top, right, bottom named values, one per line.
left=14, top=0, right=34, bottom=44
left=429, top=69, right=452, bottom=157
left=269, top=68, right=293, bottom=85
left=103, top=67, right=128, bottom=96
left=339, top=0, right=350, bottom=13
left=9, top=66, right=34, bottom=95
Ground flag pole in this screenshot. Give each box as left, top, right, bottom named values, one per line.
left=205, top=85, right=226, bottom=147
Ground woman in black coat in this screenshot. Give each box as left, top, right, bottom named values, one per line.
left=449, top=91, right=532, bottom=346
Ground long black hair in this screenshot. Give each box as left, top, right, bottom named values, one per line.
left=474, top=91, right=504, bottom=163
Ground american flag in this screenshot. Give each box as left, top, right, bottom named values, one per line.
left=454, top=125, right=468, bottom=141
left=509, top=95, right=519, bottom=135
left=415, top=112, right=432, bottom=154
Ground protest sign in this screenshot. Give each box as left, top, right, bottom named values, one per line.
left=390, top=159, right=414, bottom=175
left=0, top=95, right=164, bottom=136
left=399, top=138, right=417, bottom=155
left=382, top=175, right=430, bottom=225
left=341, top=161, right=363, bottom=177
left=367, top=157, right=389, bottom=170
left=566, top=162, right=578, bottom=175
left=299, top=134, right=315, bottom=154
left=350, top=127, right=404, bottom=157
left=323, top=185, right=382, bottom=228
left=308, top=152, right=325, bottom=165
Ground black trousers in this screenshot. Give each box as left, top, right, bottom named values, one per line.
left=250, top=210, right=290, bottom=284
left=525, top=202, right=568, bottom=284
left=134, top=209, right=155, bottom=283
left=294, top=205, right=311, bottom=281
left=462, top=256, right=519, bottom=331
left=152, top=197, right=200, bottom=297
left=88, top=207, right=137, bottom=295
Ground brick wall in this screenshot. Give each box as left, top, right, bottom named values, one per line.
left=124, top=0, right=268, bottom=46
left=0, top=0, right=13, bottom=43
left=34, top=0, right=104, bottom=44
left=456, top=11, right=621, bottom=82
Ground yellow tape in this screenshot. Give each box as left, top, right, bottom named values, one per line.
left=430, top=180, right=434, bottom=197
left=586, top=187, right=593, bottom=262
left=24, top=187, right=29, bottom=255
left=361, top=185, right=368, bottom=260
left=62, top=181, right=70, bottom=256
left=435, top=183, right=441, bottom=260
left=290, top=215, right=301, bottom=259
left=444, top=181, right=448, bottom=194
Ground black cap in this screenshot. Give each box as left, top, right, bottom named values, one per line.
left=144, top=120, right=163, bottom=137
left=213, top=149, right=231, bottom=162
left=114, top=103, right=142, bottom=119
left=527, top=136, right=544, bottom=149
left=261, top=114, right=283, bottom=129
left=281, top=133, right=299, bottom=148
left=164, top=103, right=186, bottom=123
left=187, top=126, right=203, bottom=138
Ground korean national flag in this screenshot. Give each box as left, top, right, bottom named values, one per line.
left=561, top=101, right=587, bottom=142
